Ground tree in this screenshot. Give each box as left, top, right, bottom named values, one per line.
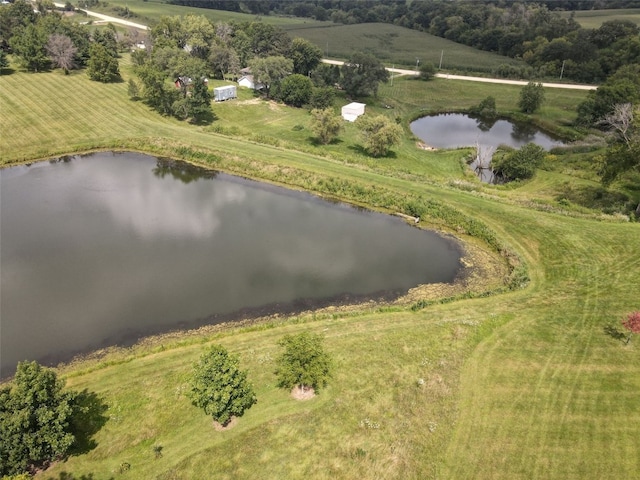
left=172, top=77, right=212, bottom=122
left=0, top=362, right=76, bottom=476
left=309, top=86, right=335, bottom=109
left=622, top=311, right=640, bottom=344
left=0, top=50, right=8, bottom=70
left=341, top=51, right=389, bottom=98
left=46, top=33, right=77, bottom=74
left=599, top=103, right=640, bottom=189
left=492, top=143, right=545, bottom=181
left=248, top=55, right=292, bottom=98
left=274, top=332, right=333, bottom=394
left=9, top=23, right=49, bottom=72
left=357, top=114, right=403, bottom=157
left=310, top=108, right=342, bottom=144
left=418, top=62, right=436, bottom=81
left=277, top=73, right=313, bottom=107
left=86, top=42, right=120, bottom=82
left=208, top=44, right=239, bottom=80
left=518, top=81, right=545, bottom=114
left=136, top=62, right=178, bottom=115
left=188, top=345, right=257, bottom=426
left=289, top=37, right=322, bottom=76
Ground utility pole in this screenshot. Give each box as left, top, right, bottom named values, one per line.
left=560, top=59, right=566, bottom=80
left=439, top=50, right=444, bottom=70
left=391, top=65, right=394, bottom=86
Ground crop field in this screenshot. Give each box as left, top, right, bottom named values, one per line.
left=285, top=23, right=524, bottom=71
left=563, top=8, right=640, bottom=28
left=2, top=55, right=640, bottom=480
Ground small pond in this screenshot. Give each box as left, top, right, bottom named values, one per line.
left=0, top=152, right=464, bottom=377
left=410, top=113, right=564, bottom=183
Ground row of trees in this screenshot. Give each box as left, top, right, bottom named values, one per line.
left=0, top=0, right=121, bottom=80
left=189, top=332, right=332, bottom=426
left=131, top=13, right=389, bottom=120
left=180, top=1, right=640, bottom=84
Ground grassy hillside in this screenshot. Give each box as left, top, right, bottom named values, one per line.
left=2, top=57, right=640, bottom=479
left=564, top=8, right=640, bottom=28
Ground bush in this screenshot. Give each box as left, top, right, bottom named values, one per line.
left=492, top=143, right=546, bottom=181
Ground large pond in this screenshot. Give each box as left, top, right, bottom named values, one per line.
left=410, top=113, right=564, bottom=182
left=0, top=152, right=463, bottom=377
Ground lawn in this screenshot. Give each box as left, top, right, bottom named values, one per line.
left=1, top=55, right=640, bottom=480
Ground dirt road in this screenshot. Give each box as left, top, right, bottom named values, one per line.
left=322, top=59, right=597, bottom=91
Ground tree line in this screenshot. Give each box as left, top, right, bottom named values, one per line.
left=167, top=0, right=640, bottom=84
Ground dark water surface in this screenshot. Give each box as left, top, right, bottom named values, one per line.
left=0, top=152, right=463, bottom=377
left=410, top=113, right=564, bottom=182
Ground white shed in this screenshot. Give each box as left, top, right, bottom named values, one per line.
left=341, top=102, right=366, bottom=122
left=238, top=75, right=263, bottom=90
left=214, top=85, right=237, bottom=102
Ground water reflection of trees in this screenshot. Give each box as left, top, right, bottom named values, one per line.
left=475, top=116, right=497, bottom=132
left=511, top=122, right=537, bottom=143
left=153, top=158, right=217, bottom=184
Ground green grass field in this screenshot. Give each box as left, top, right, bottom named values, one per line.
left=564, top=8, right=640, bottom=28
left=1, top=55, right=640, bottom=480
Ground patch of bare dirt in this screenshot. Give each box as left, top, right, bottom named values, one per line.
left=417, top=141, right=437, bottom=151
left=291, top=385, right=315, bottom=400
left=213, top=416, right=238, bottom=431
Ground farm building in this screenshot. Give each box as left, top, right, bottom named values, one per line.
left=341, top=102, right=366, bottom=122
left=214, top=85, right=237, bottom=102
left=238, top=75, right=264, bottom=90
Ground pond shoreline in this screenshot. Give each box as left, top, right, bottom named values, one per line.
left=0, top=149, right=515, bottom=381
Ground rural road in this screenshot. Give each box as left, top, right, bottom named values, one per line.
left=53, top=3, right=149, bottom=30
left=322, top=59, right=597, bottom=90
left=53, top=4, right=596, bottom=91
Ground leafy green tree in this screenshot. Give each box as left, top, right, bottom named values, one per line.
left=418, top=62, right=436, bottom=81
left=357, top=114, right=403, bottom=157
left=471, top=95, right=497, bottom=119
left=173, top=77, right=212, bottom=122
left=518, top=81, right=545, bottom=114
left=289, top=37, right=322, bottom=76
left=274, top=332, right=333, bottom=393
left=9, top=23, right=49, bottom=72
left=0, top=50, right=8, bottom=70
left=86, top=42, right=120, bottom=82
left=136, top=62, right=179, bottom=115
left=188, top=345, right=257, bottom=426
left=492, top=143, right=545, bottom=181
left=0, top=362, right=76, bottom=476
left=249, top=55, right=293, bottom=98
left=127, top=78, right=140, bottom=99
left=209, top=44, right=240, bottom=80
left=310, top=107, right=342, bottom=144
left=182, top=14, right=215, bottom=59
left=277, top=73, right=312, bottom=107
left=311, top=63, right=340, bottom=88
left=341, top=51, right=389, bottom=98
left=309, top=86, right=335, bottom=109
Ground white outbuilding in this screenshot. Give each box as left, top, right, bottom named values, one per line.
left=213, top=85, right=237, bottom=102
left=341, top=102, right=366, bottom=122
